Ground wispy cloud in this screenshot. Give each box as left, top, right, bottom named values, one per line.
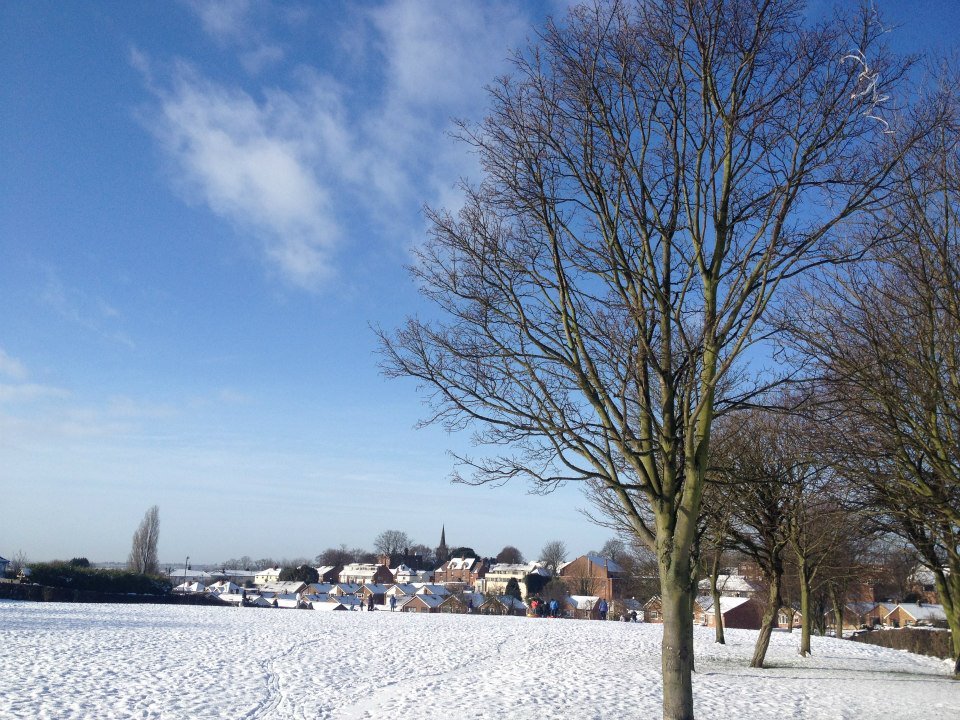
left=39, top=267, right=134, bottom=347
left=0, top=383, right=70, bottom=403
left=0, top=348, right=27, bottom=380
left=137, top=1, right=538, bottom=291
left=183, top=0, right=252, bottom=42
left=182, top=0, right=285, bottom=74
left=138, top=62, right=346, bottom=290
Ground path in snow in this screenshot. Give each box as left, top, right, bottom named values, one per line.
left=1, top=601, right=957, bottom=719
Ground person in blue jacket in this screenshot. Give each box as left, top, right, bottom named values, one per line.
left=597, top=598, right=608, bottom=621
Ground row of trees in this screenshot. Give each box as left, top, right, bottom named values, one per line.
left=378, top=1, right=958, bottom=717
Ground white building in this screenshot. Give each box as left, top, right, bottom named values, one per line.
left=478, top=562, right=549, bottom=598
left=254, top=567, right=283, bottom=586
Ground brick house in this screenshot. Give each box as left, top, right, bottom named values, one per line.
left=398, top=594, right=444, bottom=613
left=693, top=595, right=763, bottom=630
left=434, top=556, right=489, bottom=586
left=558, top=555, right=624, bottom=599
left=479, top=595, right=526, bottom=616
left=883, top=602, right=948, bottom=628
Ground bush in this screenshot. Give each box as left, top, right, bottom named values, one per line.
left=26, top=562, right=171, bottom=595
left=850, top=627, right=954, bottom=660
left=279, top=565, right=319, bottom=584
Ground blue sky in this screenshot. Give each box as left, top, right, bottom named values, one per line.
left=1, top=0, right=958, bottom=567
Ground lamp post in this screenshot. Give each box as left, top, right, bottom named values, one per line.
left=184, top=556, right=190, bottom=589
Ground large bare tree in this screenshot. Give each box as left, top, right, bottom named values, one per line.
left=539, top=539, right=569, bottom=574
left=373, top=530, right=412, bottom=557
left=128, top=505, right=160, bottom=576
left=379, top=2, right=914, bottom=716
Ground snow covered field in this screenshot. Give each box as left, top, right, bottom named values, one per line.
left=1, top=600, right=958, bottom=719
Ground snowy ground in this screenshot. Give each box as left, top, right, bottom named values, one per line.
left=1, top=600, right=958, bottom=719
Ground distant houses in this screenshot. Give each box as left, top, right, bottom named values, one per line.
left=151, top=549, right=953, bottom=638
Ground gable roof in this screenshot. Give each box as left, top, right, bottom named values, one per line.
left=697, top=574, right=760, bottom=594
left=695, top=595, right=752, bottom=614
left=387, top=583, right=417, bottom=596
left=567, top=595, right=599, bottom=610
left=398, top=593, right=445, bottom=609
left=260, top=581, right=307, bottom=595
left=558, top=555, right=624, bottom=575
left=414, top=583, right=450, bottom=596
left=886, top=603, right=947, bottom=622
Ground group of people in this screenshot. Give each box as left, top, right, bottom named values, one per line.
left=528, top=597, right=563, bottom=618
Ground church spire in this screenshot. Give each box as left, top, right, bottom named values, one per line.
left=437, top=525, right=449, bottom=564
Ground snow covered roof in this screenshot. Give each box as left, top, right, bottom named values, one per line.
left=698, top=574, right=759, bottom=595
left=496, top=595, right=527, bottom=610
left=887, top=603, right=947, bottom=623
left=260, top=581, right=307, bottom=595
left=695, top=595, right=752, bottom=614
left=462, top=592, right=485, bottom=607
left=557, top=555, right=624, bottom=575
left=445, top=557, right=479, bottom=571
left=403, top=594, right=445, bottom=609
left=567, top=595, right=599, bottom=610
left=487, top=562, right=546, bottom=576
left=414, top=583, right=450, bottom=596
left=387, top=583, right=417, bottom=596
left=168, top=569, right=214, bottom=580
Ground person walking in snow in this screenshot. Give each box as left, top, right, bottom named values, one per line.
left=389, top=595, right=397, bottom=611
left=598, top=598, right=608, bottom=621
left=367, top=594, right=374, bottom=612
left=549, top=598, right=559, bottom=618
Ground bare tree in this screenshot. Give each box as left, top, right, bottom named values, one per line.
left=711, top=410, right=794, bottom=668
left=9, top=550, right=28, bottom=577
left=787, top=98, right=960, bottom=671
left=700, top=484, right=734, bottom=644
left=128, top=505, right=160, bottom=575
left=379, top=2, right=915, bottom=716
left=373, top=530, right=412, bottom=557
left=539, top=540, right=568, bottom=574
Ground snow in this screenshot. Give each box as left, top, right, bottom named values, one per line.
left=1, top=600, right=958, bottom=719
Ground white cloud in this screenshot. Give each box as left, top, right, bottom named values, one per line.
left=142, top=64, right=346, bottom=290
left=184, top=0, right=285, bottom=75
left=0, top=383, right=70, bottom=403
left=0, top=348, right=27, bottom=380
left=138, top=1, right=540, bottom=290
left=183, top=0, right=252, bottom=43
left=363, top=0, right=532, bottom=207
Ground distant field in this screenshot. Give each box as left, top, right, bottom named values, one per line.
left=1, top=600, right=958, bottom=719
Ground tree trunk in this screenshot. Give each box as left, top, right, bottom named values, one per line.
left=751, top=570, right=782, bottom=669
left=798, top=562, right=812, bottom=656
left=932, top=567, right=960, bottom=676
left=828, top=583, right=846, bottom=641
left=710, top=547, right=725, bottom=644
left=660, top=565, right=696, bottom=720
